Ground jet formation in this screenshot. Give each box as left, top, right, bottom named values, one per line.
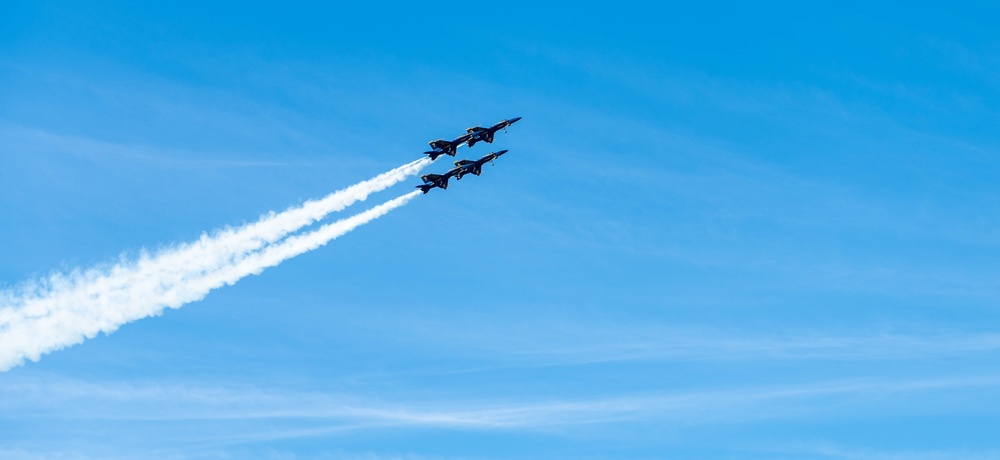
left=417, top=117, right=519, bottom=194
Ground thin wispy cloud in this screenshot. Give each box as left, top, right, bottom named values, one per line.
left=496, top=332, right=1000, bottom=365
left=755, top=441, right=1000, bottom=460
left=321, top=310, right=1000, bottom=368
left=0, top=124, right=339, bottom=168
left=6, top=375, right=1000, bottom=430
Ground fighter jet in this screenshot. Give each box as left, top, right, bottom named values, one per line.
left=415, top=167, right=461, bottom=194
left=465, top=117, right=521, bottom=148
left=423, top=133, right=472, bottom=161
left=454, top=150, right=508, bottom=180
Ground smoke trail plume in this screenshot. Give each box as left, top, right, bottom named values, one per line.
left=0, top=159, right=427, bottom=370
left=179, top=190, right=421, bottom=301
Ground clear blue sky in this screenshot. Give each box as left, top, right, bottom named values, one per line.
left=3, top=2, right=1000, bottom=458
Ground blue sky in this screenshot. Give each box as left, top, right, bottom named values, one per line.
left=3, top=2, right=1000, bottom=458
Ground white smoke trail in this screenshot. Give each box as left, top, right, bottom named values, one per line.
left=0, top=192, right=420, bottom=370
left=0, top=158, right=427, bottom=370
left=182, top=190, right=421, bottom=301
left=1, top=158, right=428, bottom=327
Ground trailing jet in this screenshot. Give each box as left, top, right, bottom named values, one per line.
left=416, top=167, right=461, bottom=194
left=454, top=150, right=508, bottom=180
left=424, top=134, right=472, bottom=161
left=465, top=117, right=521, bottom=148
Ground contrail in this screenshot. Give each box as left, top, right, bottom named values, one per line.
left=0, top=159, right=427, bottom=371
left=183, top=191, right=421, bottom=300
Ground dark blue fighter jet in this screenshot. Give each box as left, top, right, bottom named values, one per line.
left=465, top=117, right=521, bottom=148
left=416, top=166, right=462, bottom=194
left=423, top=134, right=472, bottom=161
left=454, top=150, right=508, bottom=180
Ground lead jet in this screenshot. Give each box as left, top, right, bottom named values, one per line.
left=454, top=150, right=508, bottom=180
left=465, top=117, right=521, bottom=148
left=424, top=133, right=473, bottom=161
left=416, top=166, right=462, bottom=194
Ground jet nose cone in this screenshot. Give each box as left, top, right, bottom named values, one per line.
left=508, top=117, right=521, bottom=124
left=497, top=149, right=509, bottom=155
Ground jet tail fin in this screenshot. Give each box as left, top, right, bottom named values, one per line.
left=424, top=150, right=444, bottom=161
left=416, top=184, right=434, bottom=194
left=428, top=139, right=452, bottom=149
left=420, top=173, right=442, bottom=184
